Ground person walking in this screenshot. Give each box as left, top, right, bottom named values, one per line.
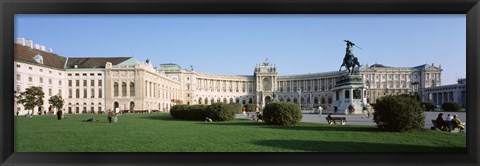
left=108, top=110, right=113, bottom=123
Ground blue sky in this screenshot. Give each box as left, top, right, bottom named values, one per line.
left=15, top=14, right=465, bottom=85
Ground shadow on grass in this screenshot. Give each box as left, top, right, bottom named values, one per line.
left=198, top=121, right=382, bottom=132
left=252, top=140, right=466, bottom=152
left=139, top=115, right=179, bottom=121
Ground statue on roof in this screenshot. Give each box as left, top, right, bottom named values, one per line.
left=263, top=58, right=269, bottom=66
left=190, top=65, right=194, bottom=71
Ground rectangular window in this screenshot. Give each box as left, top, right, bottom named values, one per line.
left=91, top=107, right=95, bottom=113
left=29, top=67, right=32, bottom=70
left=76, top=89, right=80, bottom=98
left=83, top=80, right=87, bottom=86
left=98, top=80, right=102, bottom=86
left=98, top=88, right=102, bottom=98
left=76, top=80, right=79, bottom=86
left=91, top=80, right=95, bottom=86
left=40, top=69, right=43, bottom=72
left=59, top=80, right=62, bottom=86
left=16, top=64, right=21, bottom=68
left=98, top=73, right=102, bottom=76
left=39, top=78, right=43, bottom=83
left=91, top=89, right=95, bottom=98
left=68, top=74, right=72, bottom=76
left=75, top=73, right=79, bottom=76
left=83, top=73, right=87, bottom=76
left=83, top=88, right=87, bottom=98
left=49, top=88, right=52, bottom=96
left=49, top=79, right=52, bottom=85
left=68, top=80, right=72, bottom=87
left=98, top=107, right=102, bottom=113
left=59, top=89, right=62, bottom=97
left=90, top=73, right=94, bottom=76
left=49, top=70, right=52, bottom=74
left=69, top=89, right=72, bottom=98
left=16, top=74, right=21, bottom=81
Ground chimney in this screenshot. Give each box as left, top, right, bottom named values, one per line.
left=40, top=45, right=46, bottom=51
left=34, top=44, right=40, bottom=50
left=49, top=48, right=53, bottom=53
left=16, top=38, right=26, bottom=46
left=25, top=40, right=33, bottom=49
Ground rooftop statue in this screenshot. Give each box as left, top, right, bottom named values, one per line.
left=339, top=40, right=361, bottom=75
left=263, top=58, right=269, bottom=66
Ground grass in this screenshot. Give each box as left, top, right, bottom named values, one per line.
left=15, top=113, right=466, bottom=152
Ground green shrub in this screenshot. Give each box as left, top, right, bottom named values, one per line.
left=420, top=102, right=435, bottom=111
left=228, top=103, right=243, bottom=113
left=170, top=103, right=235, bottom=122
left=441, top=102, right=461, bottom=112
left=263, top=102, right=302, bottom=126
left=244, top=104, right=257, bottom=112
left=373, top=95, right=425, bottom=132
left=206, top=103, right=236, bottom=121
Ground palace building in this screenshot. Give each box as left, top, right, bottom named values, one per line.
left=14, top=38, right=445, bottom=115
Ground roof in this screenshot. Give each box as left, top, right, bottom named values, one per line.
left=14, top=44, right=67, bottom=69
left=369, top=64, right=391, bottom=68
left=66, top=57, right=131, bottom=68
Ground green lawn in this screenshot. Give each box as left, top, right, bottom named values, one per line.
left=15, top=113, right=466, bottom=152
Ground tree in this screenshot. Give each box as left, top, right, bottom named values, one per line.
left=48, top=95, right=64, bottom=112
left=17, top=86, right=45, bottom=115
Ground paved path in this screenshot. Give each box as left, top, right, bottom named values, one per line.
left=237, top=111, right=466, bottom=130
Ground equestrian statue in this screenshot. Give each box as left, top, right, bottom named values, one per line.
left=339, top=40, right=361, bottom=75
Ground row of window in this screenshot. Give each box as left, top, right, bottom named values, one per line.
left=68, top=80, right=102, bottom=87
left=17, top=64, right=62, bottom=76
left=67, top=73, right=102, bottom=77
left=68, top=88, right=102, bottom=98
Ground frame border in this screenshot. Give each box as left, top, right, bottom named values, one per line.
left=1, top=0, right=479, bottom=166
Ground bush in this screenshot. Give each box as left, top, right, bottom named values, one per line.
left=441, top=102, right=461, bottom=112
left=420, top=102, right=435, bottom=111
left=207, top=103, right=236, bottom=121
left=228, top=103, right=243, bottom=113
left=244, top=104, right=257, bottom=112
left=262, top=102, right=302, bottom=126
left=373, top=95, right=424, bottom=132
left=169, top=103, right=235, bottom=122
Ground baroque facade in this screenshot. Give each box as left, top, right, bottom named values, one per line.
left=14, top=39, right=445, bottom=115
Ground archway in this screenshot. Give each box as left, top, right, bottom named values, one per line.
left=265, top=96, right=272, bottom=105
left=114, top=102, right=119, bottom=112
left=130, top=101, right=135, bottom=113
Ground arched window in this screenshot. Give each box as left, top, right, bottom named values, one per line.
left=122, top=82, right=127, bottom=97
left=130, top=82, right=135, bottom=97
left=263, top=77, right=271, bottom=91
left=223, top=98, right=227, bottom=103
left=199, top=97, right=203, bottom=104
left=113, top=82, right=119, bottom=97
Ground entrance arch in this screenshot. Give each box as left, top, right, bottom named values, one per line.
left=265, top=96, right=272, bottom=105
left=113, top=102, right=119, bottom=112
left=130, top=102, right=135, bottom=112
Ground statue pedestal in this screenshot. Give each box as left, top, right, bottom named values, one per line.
left=330, top=75, right=367, bottom=115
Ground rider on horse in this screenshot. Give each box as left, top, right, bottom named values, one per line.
left=340, top=40, right=361, bottom=75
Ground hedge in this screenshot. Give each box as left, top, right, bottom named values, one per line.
left=244, top=104, right=257, bottom=112
left=441, top=102, right=461, bottom=112
left=169, top=103, right=236, bottom=121
left=262, top=102, right=302, bottom=126
left=420, top=102, right=435, bottom=111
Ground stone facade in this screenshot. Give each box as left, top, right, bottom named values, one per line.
left=14, top=39, right=447, bottom=115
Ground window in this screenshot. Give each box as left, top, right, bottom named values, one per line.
left=114, top=82, right=119, bottom=97
left=69, top=80, right=72, bottom=87
left=98, top=73, right=102, bottom=76
left=49, top=88, right=52, bottom=96
left=29, top=67, right=32, bottom=70
left=69, top=89, right=72, bottom=98
left=49, top=70, right=52, bottom=74
left=39, top=78, right=43, bottom=83
left=122, top=82, right=127, bottom=97
left=59, top=80, right=62, bottom=86
left=91, top=88, right=95, bottom=98
left=68, top=74, right=72, bottom=76
left=98, top=80, right=102, bottom=86
left=90, top=73, right=94, bottom=76
left=16, top=64, right=20, bottom=68
left=76, top=80, right=79, bottom=86
left=130, top=82, right=135, bottom=97
left=83, top=80, right=87, bottom=86
left=75, top=73, right=79, bottom=76
left=98, top=88, right=102, bottom=98
left=49, top=79, right=52, bottom=85
left=91, top=80, right=95, bottom=86
left=83, top=73, right=87, bottom=76
left=16, top=74, right=21, bottom=81
left=83, top=88, right=87, bottom=98
left=98, top=107, right=102, bottom=113
left=59, top=89, right=62, bottom=97
left=75, top=89, right=80, bottom=98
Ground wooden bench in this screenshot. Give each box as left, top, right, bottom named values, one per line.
left=432, top=120, right=463, bottom=133
left=326, top=117, right=346, bottom=125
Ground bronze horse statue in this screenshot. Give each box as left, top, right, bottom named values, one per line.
left=339, top=40, right=361, bottom=75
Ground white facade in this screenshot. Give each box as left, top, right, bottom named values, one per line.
left=14, top=38, right=450, bottom=115
left=424, top=78, right=466, bottom=107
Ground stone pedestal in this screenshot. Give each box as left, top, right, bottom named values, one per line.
left=330, top=75, right=367, bottom=115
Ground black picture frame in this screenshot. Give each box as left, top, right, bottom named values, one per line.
left=1, top=0, right=478, bottom=166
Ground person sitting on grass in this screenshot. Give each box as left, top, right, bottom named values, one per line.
left=205, top=117, right=213, bottom=122
left=82, top=118, right=98, bottom=122
left=451, top=114, right=465, bottom=132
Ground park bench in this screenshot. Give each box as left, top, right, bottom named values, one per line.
left=326, top=117, right=346, bottom=125
left=431, top=120, right=464, bottom=133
